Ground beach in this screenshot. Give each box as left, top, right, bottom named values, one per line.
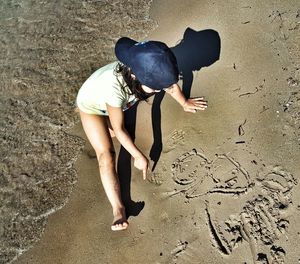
left=1, top=0, right=300, bottom=263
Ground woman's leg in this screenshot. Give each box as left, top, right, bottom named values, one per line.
left=79, top=110, right=128, bottom=231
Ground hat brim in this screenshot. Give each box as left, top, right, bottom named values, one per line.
left=115, top=37, right=138, bottom=66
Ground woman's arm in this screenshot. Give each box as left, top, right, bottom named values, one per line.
left=106, top=103, right=148, bottom=179
left=165, top=83, right=208, bottom=113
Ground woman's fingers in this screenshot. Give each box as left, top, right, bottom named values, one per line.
left=143, top=165, right=148, bottom=180
left=191, top=98, right=208, bottom=104
left=192, top=105, right=207, bottom=110
left=133, top=155, right=149, bottom=180
left=191, top=97, right=204, bottom=100
left=191, top=99, right=208, bottom=110
left=186, top=108, right=197, bottom=113
left=194, top=103, right=208, bottom=108
left=185, top=104, right=207, bottom=112
left=191, top=97, right=207, bottom=101
left=143, top=160, right=149, bottom=180
left=183, top=97, right=208, bottom=113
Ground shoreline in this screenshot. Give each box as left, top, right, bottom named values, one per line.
left=4, top=0, right=300, bottom=263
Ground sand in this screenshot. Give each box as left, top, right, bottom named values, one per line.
left=1, top=0, right=300, bottom=263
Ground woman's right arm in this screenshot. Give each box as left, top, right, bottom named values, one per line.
left=106, top=103, right=149, bottom=179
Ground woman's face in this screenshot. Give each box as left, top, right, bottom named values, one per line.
left=131, top=74, right=162, bottom=94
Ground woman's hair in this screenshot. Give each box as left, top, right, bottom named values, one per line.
left=114, top=62, right=150, bottom=101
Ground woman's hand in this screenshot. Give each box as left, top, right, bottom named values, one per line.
left=182, top=97, right=208, bottom=113
left=133, top=154, right=149, bottom=180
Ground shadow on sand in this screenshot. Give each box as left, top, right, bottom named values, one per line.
left=150, top=27, right=221, bottom=171
left=119, top=27, right=221, bottom=218
left=117, top=102, right=145, bottom=218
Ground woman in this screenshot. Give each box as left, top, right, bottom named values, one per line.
left=76, top=37, right=207, bottom=231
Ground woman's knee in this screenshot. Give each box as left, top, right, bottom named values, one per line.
left=96, top=149, right=116, bottom=168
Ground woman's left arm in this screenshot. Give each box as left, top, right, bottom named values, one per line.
left=165, top=83, right=208, bottom=113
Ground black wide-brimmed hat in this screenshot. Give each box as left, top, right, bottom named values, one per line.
left=115, top=37, right=179, bottom=90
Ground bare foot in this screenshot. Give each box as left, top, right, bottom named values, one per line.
left=111, top=207, right=128, bottom=231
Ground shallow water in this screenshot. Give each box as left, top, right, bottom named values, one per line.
left=2, top=1, right=300, bottom=263
left=0, top=0, right=156, bottom=262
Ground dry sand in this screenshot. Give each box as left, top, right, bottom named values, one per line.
left=2, top=0, right=300, bottom=263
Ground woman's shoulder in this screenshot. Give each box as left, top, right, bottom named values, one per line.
left=83, top=61, right=119, bottom=85
left=91, top=61, right=119, bottom=77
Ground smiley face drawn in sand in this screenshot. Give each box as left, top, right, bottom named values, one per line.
left=168, top=149, right=298, bottom=264
left=168, top=149, right=253, bottom=198
left=171, top=148, right=210, bottom=186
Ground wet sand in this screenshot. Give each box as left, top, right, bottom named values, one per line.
left=2, top=0, right=300, bottom=263
left=0, top=0, right=155, bottom=263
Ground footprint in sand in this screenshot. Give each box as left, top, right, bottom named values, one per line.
left=163, top=129, right=185, bottom=153
left=206, top=166, right=297, bottom=263
left=168, top=149, right=298, bottom=263
left=171, top=240, right=189, bottom=261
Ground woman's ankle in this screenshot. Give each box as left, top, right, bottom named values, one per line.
left=112, top=205, right=125, bottom=215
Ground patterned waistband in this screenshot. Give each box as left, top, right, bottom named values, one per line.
left=124, top=98, right=139, bottom=111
